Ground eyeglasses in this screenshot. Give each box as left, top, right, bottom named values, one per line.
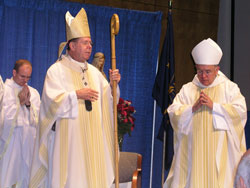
left=197, top=70, right=213, bottom=76
left=82, top=41, right=94, bottom=46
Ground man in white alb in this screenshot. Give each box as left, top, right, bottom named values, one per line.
left=0, top=59, right=40, bottom=188
left=164, top=38, right=247, bottom=188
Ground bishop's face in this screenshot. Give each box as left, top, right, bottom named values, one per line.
left=69, top=37, right=92, bottom=63
left=196, top=64, right=219, bottom=86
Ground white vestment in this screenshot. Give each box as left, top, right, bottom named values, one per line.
left=0, top=78, right=40, bottom=188
left=0, top=75, right=3, bottom=104
left=164, top=71, right=247, bottom=188
left=30, top=55, right=119, bottom=188
left=0, top=75, right=4, bottom=134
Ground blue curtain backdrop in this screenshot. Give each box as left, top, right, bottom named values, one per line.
left=0, top=0, right=163, bottom=187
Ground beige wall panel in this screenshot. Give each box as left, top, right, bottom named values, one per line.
left=85, top=0, right=110, bottom=6
left=163, top=0, right=219, bottom=15
left=118, top=1, right=155, bottom=11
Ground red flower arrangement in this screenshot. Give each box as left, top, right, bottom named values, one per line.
left=117, top=97, right=136, bottom=150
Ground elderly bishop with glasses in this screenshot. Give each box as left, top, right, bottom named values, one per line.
left=164, top=38, right=247, bottom=188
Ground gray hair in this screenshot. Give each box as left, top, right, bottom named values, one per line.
left=234, top=153, right=250, bottom=188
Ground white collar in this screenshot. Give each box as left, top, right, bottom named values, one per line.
left=5, top=77, right=24, bottom=89
left=66, top=54, right=88, bottom=71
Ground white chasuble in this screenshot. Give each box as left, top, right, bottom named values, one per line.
left=30, top=55, right=117, bottom=188
left=0, top=75, right=4, bottom=131
left=0, top=78, right=40, bottom=188
left=164, top=71, right=247, bottom=188
left=0, top=75, right=3, bottom=105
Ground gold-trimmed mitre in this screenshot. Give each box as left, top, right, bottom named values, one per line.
left=65, top=8, right=91, bottom=41
left=58, top=8, right=91, bottom=57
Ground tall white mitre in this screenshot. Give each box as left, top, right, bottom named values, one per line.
left=191, top=38, right=223, bottom=65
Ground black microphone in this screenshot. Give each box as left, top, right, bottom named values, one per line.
left=85, top=100, right=92, bottom=111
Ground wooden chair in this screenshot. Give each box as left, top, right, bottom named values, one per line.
left=118, top=152, right=142, bottom=188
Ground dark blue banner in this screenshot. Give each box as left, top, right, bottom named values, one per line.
left=152, top=11, right=175, bottom=170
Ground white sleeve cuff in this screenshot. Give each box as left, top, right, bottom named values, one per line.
left=69, top=91, right=78, bottom=118
left=212, top=103, right=229, bottom=131
left=179, top=106, right=193, bottom=135
left=116, top=85, right=120, bottom=104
